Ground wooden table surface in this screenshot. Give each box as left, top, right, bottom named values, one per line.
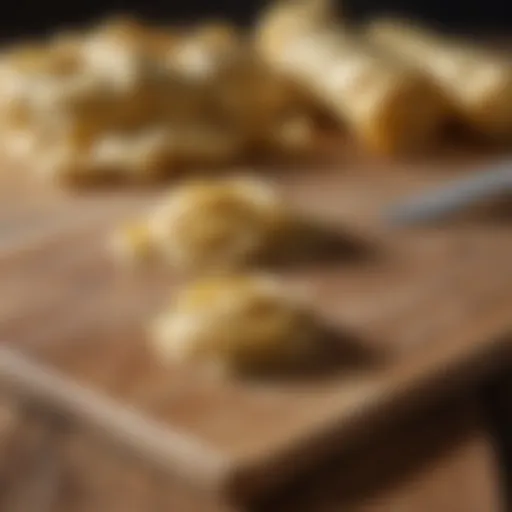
left=0, top=393, right=505, bottom=511
left=0, top=148, right=510, bottom=509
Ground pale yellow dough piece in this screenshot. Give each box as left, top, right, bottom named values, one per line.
left=150, top=274, right=319, bottom=374
left=38, top=124, right=243, bottom=184
left=169, top=21, right=313, bottom=153
left=366, top=19, right=512, bottom=140
left=255, top=0, right=447, bottom=155
left=113, top=178, right=291, bottom=271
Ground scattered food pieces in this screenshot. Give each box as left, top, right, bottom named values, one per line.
left=150, top=274, right=321, bottom=375
left=111, top=177, right=293, bottom=271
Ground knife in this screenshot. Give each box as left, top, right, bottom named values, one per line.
left=386, top=163, right=512, bottom=226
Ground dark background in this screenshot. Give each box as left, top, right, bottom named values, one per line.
left=1, top=0, right=511, bottom=40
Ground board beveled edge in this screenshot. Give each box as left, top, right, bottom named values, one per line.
left=0, top=303, right=511, bottom=504
left=0, top=346, right=236, bottom=495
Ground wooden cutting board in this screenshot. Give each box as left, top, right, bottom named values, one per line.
left=0, top=395, right=503, bottom=511
left=0, top=146, right=511, bottom=504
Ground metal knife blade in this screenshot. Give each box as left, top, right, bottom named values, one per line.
left=386, top=163, right=512, bottom=226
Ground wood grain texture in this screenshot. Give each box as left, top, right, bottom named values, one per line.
left=0, top=146, right=511, bottom=502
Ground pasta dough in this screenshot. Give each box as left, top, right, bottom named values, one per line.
left=112, top=177, right=292, bottom=270
left=366, top=19, right=512, bottom=140
left=150, top=274, right=320, bottom=374
left=255, top=0, right=447, bottom=155
left=169, top=21, right=314, bottom=153
left=0, top=17, right=314, bottom=185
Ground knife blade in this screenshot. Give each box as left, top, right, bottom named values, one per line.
left=386, top=163, right=512, bottom=226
